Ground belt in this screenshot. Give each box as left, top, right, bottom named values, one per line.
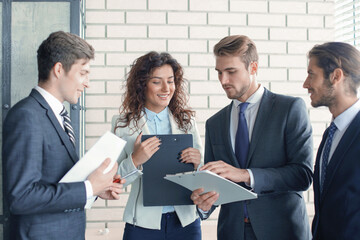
left=244, top=217, right=250, bottom=223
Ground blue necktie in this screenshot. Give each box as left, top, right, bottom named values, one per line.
left=235, top=102, right=250, bottom=168
left=320, top=122, right=337, bottom=193
left=235, top=102, right=250, bottom=220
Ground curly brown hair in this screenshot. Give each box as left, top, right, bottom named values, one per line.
left=115, top=51, right=194, bottom=133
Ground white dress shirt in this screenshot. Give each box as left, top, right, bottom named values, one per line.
left=34, top=86, right=94, bottom=201
left=320, top=98, right=360, bottom=180
left=230, top=85, right=264, bottom=188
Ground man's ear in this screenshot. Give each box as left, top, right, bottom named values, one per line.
left=249, top=62, right=258, bottom=75
left=53, top=62, right=63, bottom=79
left=330, top=68, right=344, bottom=85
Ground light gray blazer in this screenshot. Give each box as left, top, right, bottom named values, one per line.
left=111, top=113, right=203, bottom=230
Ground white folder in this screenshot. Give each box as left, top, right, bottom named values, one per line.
left=164, top=170, right=257, bottom=205
left=60, top=131, right=126, bottom=208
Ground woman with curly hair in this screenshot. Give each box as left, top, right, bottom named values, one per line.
left=111, top=51, right=203, bottom=240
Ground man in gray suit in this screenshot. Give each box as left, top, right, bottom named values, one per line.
left=2, top=31, right=124, bottom=240
left=191, top=35, right=313, bottom=240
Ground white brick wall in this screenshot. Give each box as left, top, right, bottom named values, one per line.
left=269, top=1, right=306, bottom=14
left=231, top=0, right=268, bottom=13
left=148, top=0, right=187, bottom=11
left=168, top=12, right=207, bottom=25
left=84, top=0, right=335, bottom=239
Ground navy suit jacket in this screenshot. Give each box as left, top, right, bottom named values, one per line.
left=312, top=111, right=360, bottom=240
left=2, top=89, right=87, bottom=240
left=204, top=89, right=313, bottom=240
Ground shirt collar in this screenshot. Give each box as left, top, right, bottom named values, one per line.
left=145, top=107, right=169, bottom=122
left=333, top=98, right=360, bottom=131
left=233, top=84, right=264, bottom=108
left=34, top=85, right=64, bottom=116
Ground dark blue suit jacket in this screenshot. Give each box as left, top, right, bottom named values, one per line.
left=2, top=89, right=87, bottom=240
left=204, top=89, right=313, bottom=240
left=312, top=111, right=360, bottom=240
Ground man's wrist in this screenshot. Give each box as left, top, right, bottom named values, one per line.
left=241, top=169, right=251, bottom=184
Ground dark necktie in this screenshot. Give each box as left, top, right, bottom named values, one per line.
left=60, top=106, right=76, bottom=147
left=234, top=102, right=250, bottom=220
left=235, top=102, right=250, bottom=168
left=320, top=122, right=337, bottom=193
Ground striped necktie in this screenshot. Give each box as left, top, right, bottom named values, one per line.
left=60, top=106, right=76, bottom=147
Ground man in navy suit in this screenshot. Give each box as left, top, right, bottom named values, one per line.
left=191, top=35, right=313, bottom=239
left=304, top=42, right=360, bottom=240
left=2, top=31, right=124, bottom=240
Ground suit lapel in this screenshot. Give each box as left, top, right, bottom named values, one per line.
left=139, top=116, right=150, bottom=134
left=169, top=112, right=183, bottom=134
left=321, top=111, right=360, bottom=201
left=246, top=89, right=275, bottom=167
left=30, top=89, right=78, bottom=163
left=312, top=134, right=326, bottom=239
left=314, top=128, right=328, bottom=210
left=224, top=102, right=240, bottom=168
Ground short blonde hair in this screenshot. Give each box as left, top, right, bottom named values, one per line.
left=213, top=35, right=258, bottom=69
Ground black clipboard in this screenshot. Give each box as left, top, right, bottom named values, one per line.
left=142, top=134, right=194, bottom=206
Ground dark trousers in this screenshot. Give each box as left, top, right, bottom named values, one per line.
left=244, top=222, right=257, bottom=240
left=123, top=212, right=201, bottom=240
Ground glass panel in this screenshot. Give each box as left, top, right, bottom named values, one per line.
left=11, top=2, right=70, bottom=104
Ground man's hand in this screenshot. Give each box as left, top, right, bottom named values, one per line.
left=98, top=174, right=125, bottom=200
left=200, top=160, right=250, bottom=184
left=87, top=158, right=119, bottom=196
left=191, top=188, right=219, bottom=212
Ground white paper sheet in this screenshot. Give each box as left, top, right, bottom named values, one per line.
left=164, top=170, right=257, bottom=205
left=60, top=131, right=126, bottom=208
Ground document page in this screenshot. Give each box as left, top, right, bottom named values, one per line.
left=60, top=131, right=126, bottom=182
left=60, top=131, right=126, bottom=208
left=164, top=170, right=257, bottom=205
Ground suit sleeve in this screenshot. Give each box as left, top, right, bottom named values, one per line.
left=251, top=98, right=313, bottom=194
left=3, top=107, right=86, bottom=215
left=111, top=115, right=142, bottom=186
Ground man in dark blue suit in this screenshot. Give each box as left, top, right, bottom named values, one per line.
left=191, top=35, right=313, bottom=240
left=304, top=42, right=360, bottom=240
left=2, top=31, right=124, bottom=240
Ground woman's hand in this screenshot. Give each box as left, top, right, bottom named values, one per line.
left=132, top=132, right=161, bottom=167
left=179, top=147, right=201, bottom=170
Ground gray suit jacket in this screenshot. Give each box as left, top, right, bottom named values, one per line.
left=204, top=89, right=313, bottom=240
left=2, top=89, right=87, bottom=240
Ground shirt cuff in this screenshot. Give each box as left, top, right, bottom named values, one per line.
left=246, top=169, right=255, bottom=189
left=84, top=180, right=94, bottom=199
left=130, top=152, right=143, bottom=171
left=198, top=207, right=210, bottom=219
